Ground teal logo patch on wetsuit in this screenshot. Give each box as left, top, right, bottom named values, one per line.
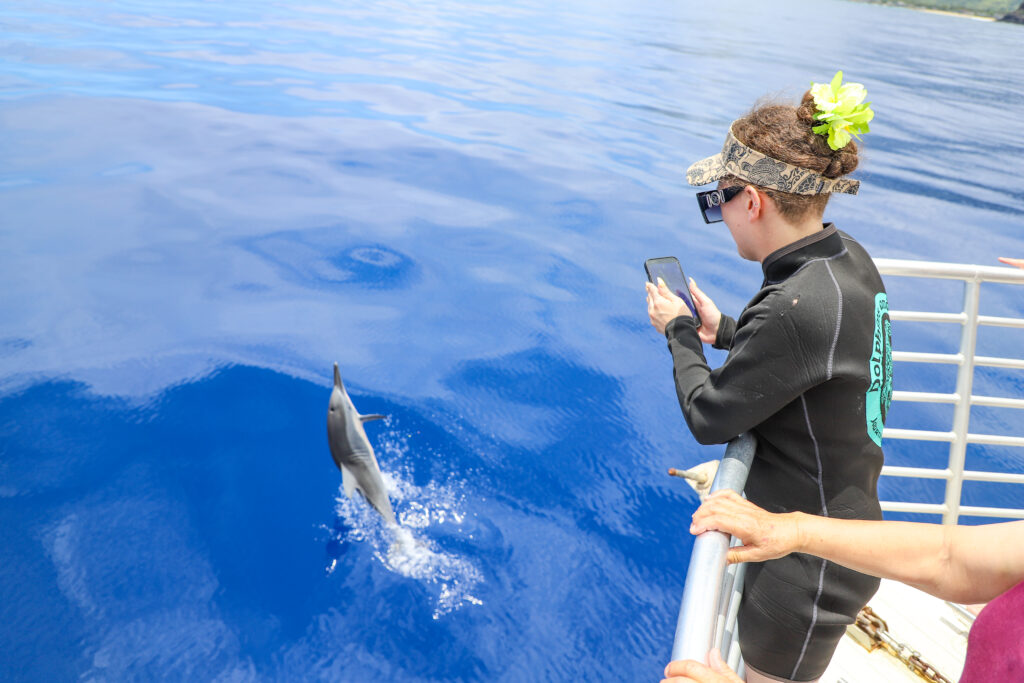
left=866, top=292, right=893, bottom=446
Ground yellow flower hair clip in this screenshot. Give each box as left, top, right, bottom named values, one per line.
left=810, top=71, right=874, bottom=151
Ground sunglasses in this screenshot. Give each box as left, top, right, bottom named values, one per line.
left=696, top=186, right=743, bottom=224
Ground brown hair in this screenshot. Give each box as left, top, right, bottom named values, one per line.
left=722, top=90, right=860, bottom=223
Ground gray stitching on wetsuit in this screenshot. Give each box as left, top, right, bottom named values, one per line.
left=792, top=560, right=829, bottom=680
left=800, top=395, right=829, bottom=517
left=824, top=259, right=843, bottom=380
left=791, top=395, right=830, bottom=679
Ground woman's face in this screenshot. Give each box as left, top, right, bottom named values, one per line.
left=719, top=183, right=760, bottom=261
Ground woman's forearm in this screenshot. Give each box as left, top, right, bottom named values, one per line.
left=793, top=514, right=951, bottom=596
left=692, top=492, right=1024, bottom=604
left=793, top=514, right=1024, bottom=604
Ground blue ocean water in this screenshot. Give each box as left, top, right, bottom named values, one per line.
left=2, top=0, right=1023, bottom=679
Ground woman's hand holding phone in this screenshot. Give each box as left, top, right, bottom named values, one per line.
left=687, top=278, right=721, bottom=345
left=646, top=279, right=691, bottom=334
left=646, top=277, right=721, bottom=343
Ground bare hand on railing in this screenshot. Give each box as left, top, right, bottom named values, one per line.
left=998, top=257, right=1024, bottom=270
left=689, top=490, right=799, bottom=564
left=661, top=648, right=743, bottom=683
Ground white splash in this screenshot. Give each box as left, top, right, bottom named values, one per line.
left=322, top=427, right=483, bottom=619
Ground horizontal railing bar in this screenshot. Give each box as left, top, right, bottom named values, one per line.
left=967, top=433, right=1024, bottom=447
left=887, top=312, right=1024, bottom=328
left=978, top=315, right=1024, bottom=329
left=962, top=470, right=1024, bottom=484
left=888, top=311, right=966, bottom=324
left=956, top=506, right=1024, bottom=520
left=880, top=467, right=1024, bottom=484
left=891, top=353, right=1024, bottom=369
left=893, top=351, right=962, bottom=365
left=883, top=430, right=1024, bottom=446
left=891, top=391, right=1024, bottom=409
left=883, top=428, right=955, bottom=442
left=881, top=502, right=1024, bottom=520
left=969, top=395, right=1024, bottom=409
left=892, top=390, right=958, bottom=404
left=873, top=258, right=1024, bottom=284
left=880, top=501, right=947, bottom=514
left=976, top=356, right=1024, bottom=370
left=880, top=466, right=950, bottom=479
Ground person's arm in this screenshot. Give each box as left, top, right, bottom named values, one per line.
left=660, top=288, right=825, bottom=445
left=712, top=314, right=736, bottom=350
left=690, top=490, right=1024, bottom=604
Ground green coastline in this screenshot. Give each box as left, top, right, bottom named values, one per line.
left=850, top=0, right=1020, bottom=19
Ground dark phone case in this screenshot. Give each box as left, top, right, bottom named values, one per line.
left=644, top=257, right=701, bottom=328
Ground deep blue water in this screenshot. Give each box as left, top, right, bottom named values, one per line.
left=2, top=0, right=1024, bottom=680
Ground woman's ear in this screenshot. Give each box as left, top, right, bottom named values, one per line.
left=744, top=185, right=763, bottom=221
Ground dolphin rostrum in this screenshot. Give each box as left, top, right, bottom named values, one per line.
left=327, top=363, right=396, bottom=525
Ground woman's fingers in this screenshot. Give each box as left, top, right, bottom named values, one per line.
left=688, top=278, right=721, bottom=343
left=689, top=277, right=708, bottom=304
left=707, top=648, right=728, bottom=671
left=647, top=281, right=688, bottom=334
left=998, top=257, right=1024, bottom=270
left=663, top=652, right=744, bottom=682
left=726, top=544, right=765, bottom=564
left=662, top=659, right=717, bottom=682
left=690, top=491, right=798, bottom=564
left=657, top=277, right=684, bottom=304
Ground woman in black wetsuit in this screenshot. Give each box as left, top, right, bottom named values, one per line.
left=646, top=76, right=892, bottom=683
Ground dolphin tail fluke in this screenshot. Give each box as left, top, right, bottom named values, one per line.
left=340, top=465, right=357, bottom=500
left=370, top=497, right=397, bottom=526
left=360, top=414, right=385, bottom=423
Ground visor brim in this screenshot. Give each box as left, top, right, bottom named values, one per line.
left=686, top=153, right=728, bottom=187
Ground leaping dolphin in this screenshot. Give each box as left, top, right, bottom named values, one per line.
left=326, top=363, right=396, bottom=525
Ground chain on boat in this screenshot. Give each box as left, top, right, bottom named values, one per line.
left=849, top=606, right=954, bottom=683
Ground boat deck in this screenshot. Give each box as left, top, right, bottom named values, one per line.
left=823, top=579, right=972, bottom=682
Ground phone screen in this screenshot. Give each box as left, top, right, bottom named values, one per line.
left=645, top=257, right=701, bottom=327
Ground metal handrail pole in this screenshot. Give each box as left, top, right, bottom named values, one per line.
left=713, top=566, right=736, bottom=653
left=720, top=559, right=747, bottom=664
left=944, top=279, right=981, bottom=525
left=671, top=432, right=757, bottom=662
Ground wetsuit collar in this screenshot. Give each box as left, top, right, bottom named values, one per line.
left=762, top=223, right=842, bottom=284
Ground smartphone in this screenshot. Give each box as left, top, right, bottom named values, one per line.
left=645, top=256, right=701, bottom=328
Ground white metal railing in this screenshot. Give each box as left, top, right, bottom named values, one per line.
left=671, top=258, right=1024, bottom=669
left=874, top=258, right=1024, bottom=524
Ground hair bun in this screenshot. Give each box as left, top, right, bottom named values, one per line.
left=796, top=90, right=818, bottom=125
left=824, top=156, right=844, bottom=178
left=823, top=145, right=859, bottom=178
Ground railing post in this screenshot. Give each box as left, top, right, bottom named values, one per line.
left=945, top=278, right=981, bottom=525
left=671, top=432, right=756, bottom=662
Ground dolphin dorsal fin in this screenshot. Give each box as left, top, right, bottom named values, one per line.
left=360, top=414, right=385, bottom=423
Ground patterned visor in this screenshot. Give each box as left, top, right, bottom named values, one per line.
left=685, top=123, right=860, bottom=196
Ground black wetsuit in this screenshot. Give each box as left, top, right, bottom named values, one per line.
left=664, top=225, right=893, bottom=681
